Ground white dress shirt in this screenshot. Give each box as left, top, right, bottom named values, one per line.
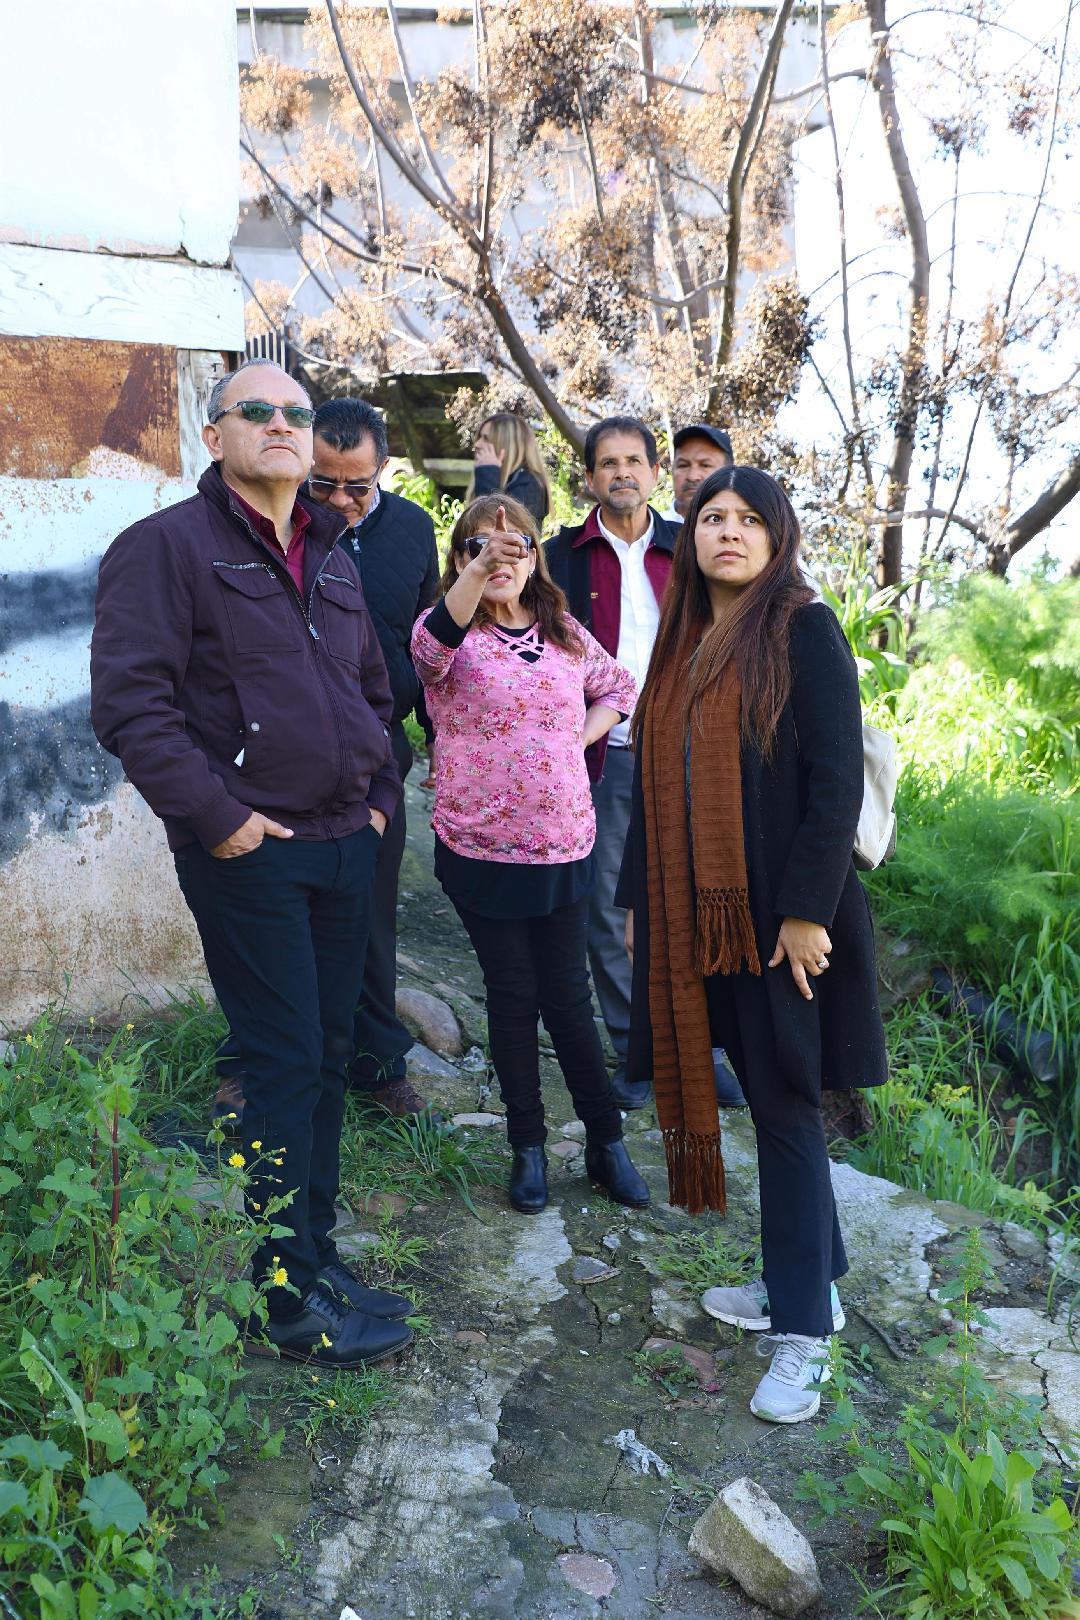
left=596, top=510, right=660, bottom=747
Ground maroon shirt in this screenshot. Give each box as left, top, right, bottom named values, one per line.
left=230, top=486, right=310, bottom=597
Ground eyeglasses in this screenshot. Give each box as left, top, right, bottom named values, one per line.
left=210, top=399, right=315, bottom=427
left=308, top=475, right=380, bottom=499
left=464, top=533, right=534, bottom=560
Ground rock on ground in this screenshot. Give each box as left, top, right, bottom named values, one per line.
left=689, top=1477, right=823, bottom=1617
left=405, top=1040, right=459, bottom=1081
left=396, top=985, right=465, bottom=1057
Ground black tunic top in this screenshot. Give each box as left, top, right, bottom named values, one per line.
left=616, top=603, right=888, bottom=1100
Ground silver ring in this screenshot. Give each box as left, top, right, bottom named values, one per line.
left=817, top=957, right=828, bottom=969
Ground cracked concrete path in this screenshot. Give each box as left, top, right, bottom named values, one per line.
left=174, top=772, right=1078, bottom=1620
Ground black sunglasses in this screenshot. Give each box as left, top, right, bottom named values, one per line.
left=211, top=399, right=315, bottom=427
left=308, top=475, right=379, bottom=498
left=464, top=533, right=534, bottom=560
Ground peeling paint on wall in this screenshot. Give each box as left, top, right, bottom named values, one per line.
left=0, top=337, right=180, bottom=479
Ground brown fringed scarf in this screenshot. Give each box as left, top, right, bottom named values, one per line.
left=641, top=657, right=761, bottom=1214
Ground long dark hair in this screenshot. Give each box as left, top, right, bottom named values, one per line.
left=633, top=466, right=813, bottom=752
left=441, top=493, right=582, bottom=655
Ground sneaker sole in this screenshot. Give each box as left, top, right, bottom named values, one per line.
left=750, top=1388, right=823, bottom=1424
left=244, top=1329, right=413, bottom=1369
left=702, top=1304, right=846, bottom=1333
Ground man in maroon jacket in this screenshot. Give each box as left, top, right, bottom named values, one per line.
left=545, top=417, right=678, bottom=1110
left=91, top=360, right=414, bottom=1370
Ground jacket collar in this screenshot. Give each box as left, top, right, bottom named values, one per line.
left=198, top=462, right=347, bottom=554
left=570, top=503, right=677, bottom=554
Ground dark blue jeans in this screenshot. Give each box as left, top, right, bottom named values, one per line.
left=175, top=826, right=380, bottom=1316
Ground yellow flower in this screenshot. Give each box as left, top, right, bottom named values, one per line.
left=326, top=1398, right=337, bottom=1409
left=272, top=1266, right=288, bottom=1287
left=26, top=1273, right=43, bottom=1289
left=272, top=1157, right=284, bottom=1167
left=125, top=1022, right=135, bottom=1031
left=320, top=1333, right=332, bottom=1348
left=251, top=1139, right=263, bottom=1151
left=228, top=1152, right=246, bottom=1169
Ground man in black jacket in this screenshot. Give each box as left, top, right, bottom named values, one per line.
left=307, top=398, right=440, bottom=1116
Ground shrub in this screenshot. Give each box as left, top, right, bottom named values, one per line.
left=0, top=1019, right=286, bottom=1614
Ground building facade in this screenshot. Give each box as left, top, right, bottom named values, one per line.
left=0, top=0, right=244, bottom=1023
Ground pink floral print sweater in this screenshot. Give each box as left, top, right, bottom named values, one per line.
left=411, top=606, right=637, bottom=864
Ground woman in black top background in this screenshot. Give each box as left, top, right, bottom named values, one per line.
left=470, top=412, right=552, bottom=527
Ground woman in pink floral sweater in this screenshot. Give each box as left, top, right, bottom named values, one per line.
left=411, top=494, right=650, bottom=1215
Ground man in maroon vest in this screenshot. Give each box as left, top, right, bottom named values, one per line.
left=545, top=417, right=677, bottom=1109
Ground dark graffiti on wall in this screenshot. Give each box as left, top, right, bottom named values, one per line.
left=0, top=561, right=120, bottom=863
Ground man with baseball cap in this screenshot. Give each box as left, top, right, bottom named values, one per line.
left=661, top=423, right=734, bottom=525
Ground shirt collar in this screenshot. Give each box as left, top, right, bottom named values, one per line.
left=596, top=508, right=654, bottom=551
left=229, top=487, right=311, bottom=554
left=355, top=484, right=382, bottom=527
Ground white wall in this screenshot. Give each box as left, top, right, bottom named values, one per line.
left=2, top=0, right=239, bottom=264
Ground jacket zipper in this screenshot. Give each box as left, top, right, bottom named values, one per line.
left=231, top=507, right=353, bottom=816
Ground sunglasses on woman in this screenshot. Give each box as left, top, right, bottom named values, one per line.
left=210, top=399, right=316, bottom=427
left=464, top=533, right=534, bottom=560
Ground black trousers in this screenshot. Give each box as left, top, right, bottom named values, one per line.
left=349, top=723, right=416, bottom=1090
left=175, top=827, right=380, bottom=1318
left=455, top=896, right=624, bottom=1149
left=706, top=971, right=848, bottom=1338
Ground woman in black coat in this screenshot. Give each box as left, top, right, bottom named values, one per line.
left=470, top=413, right=551, bottom=528
left=617, top=465, right=887, bottom=1426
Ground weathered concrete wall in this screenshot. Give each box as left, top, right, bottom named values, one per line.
left=0, top=0, right=243, bottom=1026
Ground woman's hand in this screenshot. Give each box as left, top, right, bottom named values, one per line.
left=768, top=917, right=832, bottom=1001
left=464, top=504, right=528, bottom=578
left=474, top=438, right=503, bottom=468
left=624, top=909, right=634, bottom=962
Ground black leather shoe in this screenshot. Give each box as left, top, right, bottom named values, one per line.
left=585, top=1138, right=650, bottom=1207
left=508, top=1145, right=548, bottom=1213
left=609, top=1075, right=652, bottom=1110
left=317, top=1258, right=412, bottom=1321
left=247, top=1283, right=413, bottom=1368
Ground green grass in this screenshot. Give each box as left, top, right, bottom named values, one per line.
left=648, top=1226, right=759, bottom=1293
left=844, top=998, right=1060, bottom=1231
left=338, top=1106, right=504, bottom=1216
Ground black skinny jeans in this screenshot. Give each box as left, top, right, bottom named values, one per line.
left=706, top=971, right=848, bottom=1339
left=455, top=896, right=624, bottom=1149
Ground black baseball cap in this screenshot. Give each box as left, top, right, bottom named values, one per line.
left=672, top=423, right=734, bottom=458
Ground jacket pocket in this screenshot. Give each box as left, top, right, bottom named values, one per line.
left=315, top=573, right=366, bottom=668
left=214, top=561, right=302, bottom=653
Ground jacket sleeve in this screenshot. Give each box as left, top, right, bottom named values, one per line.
left=472, top=462, right=501, bottom=498
left=90, top=522, right=252, bottom=850
left=505, top=467, right=548, bottom=525
left=773, top=604, right=864, bottom=927
left=356, top=595, right=404, bottom=822
left=578, top=623, right=637, bottom=717
left=413, top=516, right=440, bottom=744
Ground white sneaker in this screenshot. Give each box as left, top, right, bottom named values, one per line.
left=749, top=1334, right=833, bottom=1424
left=700, top=1280, right=845, bottom=1333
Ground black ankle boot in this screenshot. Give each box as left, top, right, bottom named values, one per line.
left=584, top=1138, right=650, bottom=1208
left=508, top=1145, right=548, bottom=1213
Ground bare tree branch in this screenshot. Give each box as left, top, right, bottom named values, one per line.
left=818, top=0, right=874, bottom=497
left=710, top=0, right=795, bottom=401
left=384, top=0, right=458, bottom=208
left=866, top=0, right=930, bottom=586
left=989, top=452, right=1080, bottom=573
